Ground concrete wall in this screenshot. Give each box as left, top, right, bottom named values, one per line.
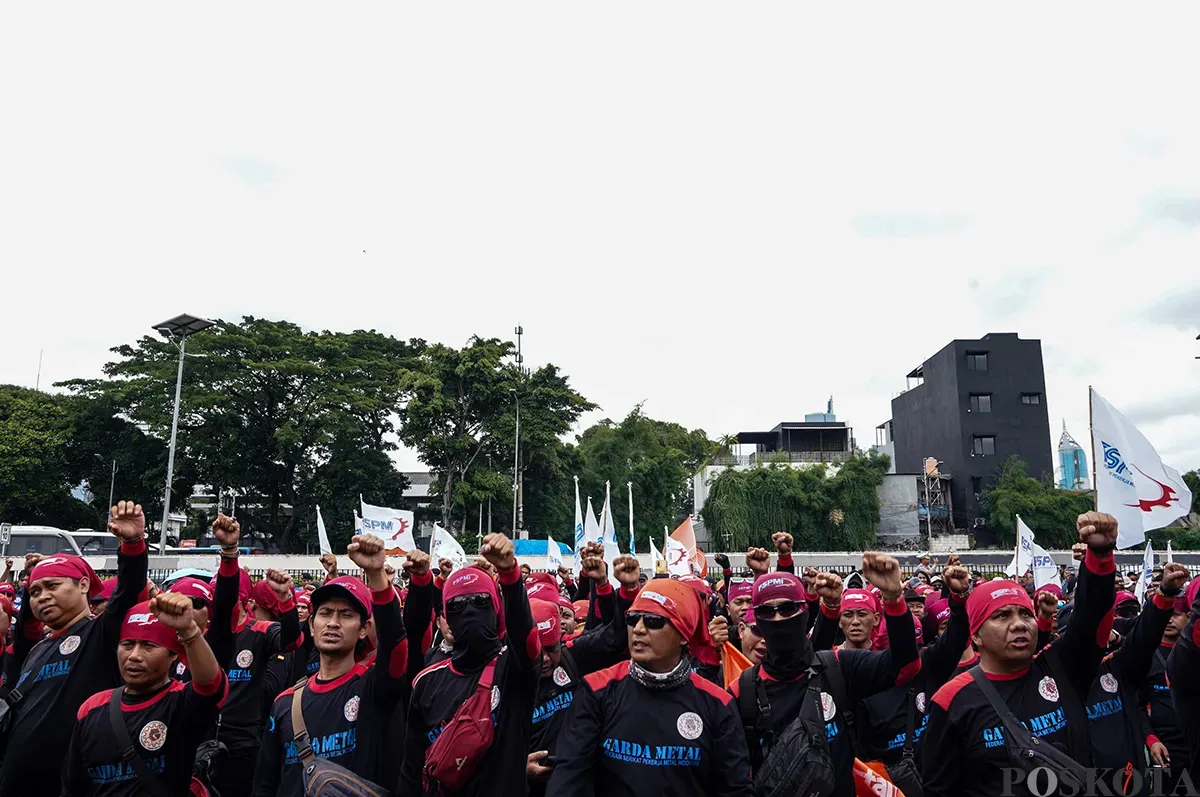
left=875, top=474, right=920, bottom=542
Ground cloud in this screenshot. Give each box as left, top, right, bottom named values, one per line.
left=1144, top=196, right=1200, bottom=227
left=1123, top=392, right=1199, bottom=426
left=224, top=156, right=281, bottom=188
left=851, top=213, right=968, bottom=238
left=1143, top=282, right=1200, bottom=331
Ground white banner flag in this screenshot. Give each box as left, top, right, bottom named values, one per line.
left=649, top=536, right=663, bottom=570
left=359, top=498, right=416, bottom=553
left=545, top=533, right=564, bottom=572
left=353, top=512, right=362, bottom=536
left=1006, top=516, right=1060, bottom=589
left=600, top=483, right=620, bottom=586
left=665, top=535, right=691, bottom=577
left=572, top=477, right=585, bottom=574
left=430, top=524, right=468, bottom=572
left=1091, top=389, right=1194, bottom=549
left=315, top=505, right=333, bottom=556
left=1135, top=541, right=1156, bottom=604
left=1167, top=540, right=1174, bottom=564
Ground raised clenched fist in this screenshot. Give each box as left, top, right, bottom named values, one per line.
left=815, top=572, right=843, bottom=603
left=708, top=615, right=729, bottom=648
left=771, top=532, right=793, bottom=557
left=557, top=566, right=572, bottom=582
left=438, top=558, right=455, bottom=576
left=265, top=569, right=293, bottom=598
left=1037, top=591, right=1059, bottom=620
left=1161, top=562, right=1188, bottom=594
left=746, top=547, right=770, bottom=576
left=1071, top=543, right=1086, bottom=562
left=347, top=534, right=386, bottom=572
left=472, top=557, right=498, bottom=579
left=404, top=549, right=431, bottom=578
left=613, top=555, right=640, bottom=589
left=150, top=592, right=199, bottom=633
left=108, top=501, right=145, bottom=542
left=581, top=556, right=608, bottom=583
left=714, top=553, right=730, bottom=570
left=480, top=534, right=516, bottom=572
left=212, top=514, right=240, bottom=548
left=24, top=552, right=44, bottom=572
left=943, top=565, right=971, bottom=595
left=861, top=552, right=903, bottom=602
left=1076, top=512, right=1118, bottom=552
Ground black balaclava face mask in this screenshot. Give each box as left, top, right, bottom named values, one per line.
left=448, top=602, right=501, bottom=672
left=756, top=609, right=813, bottom=681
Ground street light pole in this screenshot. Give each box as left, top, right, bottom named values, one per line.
left=511, top=388, right=520, bottom=533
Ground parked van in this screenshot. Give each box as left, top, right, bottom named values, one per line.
left=1, top=526, right=84, bottom=556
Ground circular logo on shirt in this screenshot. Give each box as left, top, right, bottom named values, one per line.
left=915, top=692, right=927, bottom=713
left=236, top=649, right=254, bottom=668
left=552, top=667, right=571, bottom=687
left=343, top=696, right=360, bottom=721
left=139, top=721, right=168, bottom=751
left=491, top=686, right=501, bottom=711
left=1038, top=676, right=1060, bottom=703
left=820, top=692, right=837, bottom=722
left=1100, top=673, right=1118, bottom=694
left=58, top=635, right=81, bottom=655
left=677, top=712, right=704, bottom=740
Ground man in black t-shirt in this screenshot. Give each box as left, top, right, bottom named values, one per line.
left=63, top=592, right=228, bottom=796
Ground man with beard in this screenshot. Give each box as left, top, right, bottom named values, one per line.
left=526, top=554, right=639, bottom=796
left=922, top=512, right=1120, bottom=797
left=398, top=533, right=540, bottom=797
left=730, top=553, right=920, bottom=797
left=0, top=500, right=148, bottom=797
left=251, top=535, right=426, bottom=795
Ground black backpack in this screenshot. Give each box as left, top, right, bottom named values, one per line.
left=737, top=655, right=838, bottom=797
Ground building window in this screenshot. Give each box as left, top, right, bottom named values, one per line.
left=966, top=352, right=989, bottom=371
left=1021, top=393, right=1041, bottom=405
left=972, top=436, right=996, bottom=456
left=969, top=394, right=992, bottom=413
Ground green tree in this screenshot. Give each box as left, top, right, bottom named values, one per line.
left=1185, top=470, right=1199, bottom=516
left=61, top=317, right=419, bottom=550
left=0, top=385, right=87, bottom=525
left=979, top=456, right=1094, bottom=549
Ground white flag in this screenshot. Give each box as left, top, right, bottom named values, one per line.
left=360, top=499, right=416, bottom=553
left=649, top=536, right=663, bottom=569
left=600, top=483, right=620, bottom=586
left=584, top=497, right=602, bottom=546
left=572, top=477, right=585, bottom=574
left=315, top=505, right=333, bottom=556
left=665, top=535, right=691, bottom=577
left=1135, top=541, right=1156, bottom=604
left=1091, top=389, right=1194, bottom=549
left=545, top=533, right=564, bottom=572
left=431, top=524, right=468, bottom=572
left=1167, top=540, right=1174, bottom=564
left=1005, top=516, right=1060, bottom=589
left=353, top=512, right=362, bottom=536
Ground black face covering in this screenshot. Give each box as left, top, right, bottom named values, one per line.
left=756, top=610, right=813, bottom=681
left=448, top=603, right=501, bottom=672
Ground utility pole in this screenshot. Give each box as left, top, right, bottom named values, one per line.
left=512, top=324, right=524, bottom=536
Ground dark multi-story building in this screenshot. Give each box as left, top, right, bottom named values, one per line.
left=885, top=333, right=1052, bottom=533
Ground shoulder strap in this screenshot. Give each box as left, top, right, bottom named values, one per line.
left=107, top=688, right=172, bottom=797
left=290, top=683, right=316, bottom=766
left=737, top=665, right=759, bottom=725
left=969, top=666, right=1016, bottom=723
left=902, top=687, right=917, bottom=759
left=816, top=650, right=854, bottom=730
left=478, top=656, right=498, bottom=690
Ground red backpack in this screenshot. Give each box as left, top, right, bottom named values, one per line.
left=422, top=657, right=498, bottom=794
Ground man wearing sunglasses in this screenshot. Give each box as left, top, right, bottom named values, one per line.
left=163, top=576, right=219, bottom=682
left=729, top=552, right=920, bottom=797
left=399, top=533, right=541, bottom=797
left=548, top=577, right=753, bottom=797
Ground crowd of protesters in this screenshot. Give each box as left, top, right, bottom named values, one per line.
left=0, top=500, right=1197, bottom=797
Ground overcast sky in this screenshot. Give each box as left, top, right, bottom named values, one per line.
left=3, top=5, right=1198, bottom=478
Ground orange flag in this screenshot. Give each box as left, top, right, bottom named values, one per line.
left=722, top=641, right=753, bottom=688
left=852, top=758, right=905, bottom=797
left=670, top=517, right=708, bottom=577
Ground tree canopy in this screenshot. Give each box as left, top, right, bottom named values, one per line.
left=979, top=456, right=1095, bottom=549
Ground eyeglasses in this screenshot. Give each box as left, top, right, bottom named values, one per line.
left=624, top=612, right=669, bottom=630
left=745, top=624, right=761, bottom=637
left=446, top=594, right=492, bottom=613
left=752, top=600, right=804, bottom=620
left=190, top=598, right=210, bottom=610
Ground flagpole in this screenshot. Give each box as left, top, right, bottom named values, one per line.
left=1088, top=386, right=1098, bottom=511
left=1014, top=514, right=1021, bottom=577
left=627, top=481, right=635, bottom=554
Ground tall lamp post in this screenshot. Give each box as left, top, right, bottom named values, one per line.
left=153, top=314, right=215, bottom=553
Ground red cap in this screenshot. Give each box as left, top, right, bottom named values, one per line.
left=530, top=599, right=563, bottom=648
left=121, top=601, right=183, bottom=655
left=678, top=574, right=713, bottom=596
left=311, top=576, right=373, bottom=620
left=571, top=599, right=588, bottom=620
left=927, top=598, right=951, bottom=624
left=0, top=583, right=15, bottom=599
left=630, top=579, right=716, bottom=663
left=210, top=568, right=252, bottom=603
left=841, top=589, right=881, bottom=616
left=296, top=592, right=312, bottom=608
left=30, top=555, right=102, bottom=598
left=728, top=578, right=754, bottom=602
left=249, top=579, right=282, bottom=618
left=167, top=578, right=214, bottom=603
left=1114, top=590, right=1138, bottom=608
left=525, top=572, right=558, bottom=591
left=751, top=572, right=805, bottom=606
left=443, top=566, right=504, bottom=638
left=967, top=580, right=1034, bottom=635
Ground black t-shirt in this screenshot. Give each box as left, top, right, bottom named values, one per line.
left=0, top=540, right=148, bottom=797
left=1142, top=644, right=1184, bottom=756
left=547, top=661, right=753, bottom=797
left=62, top=673, right=227, bottom=796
